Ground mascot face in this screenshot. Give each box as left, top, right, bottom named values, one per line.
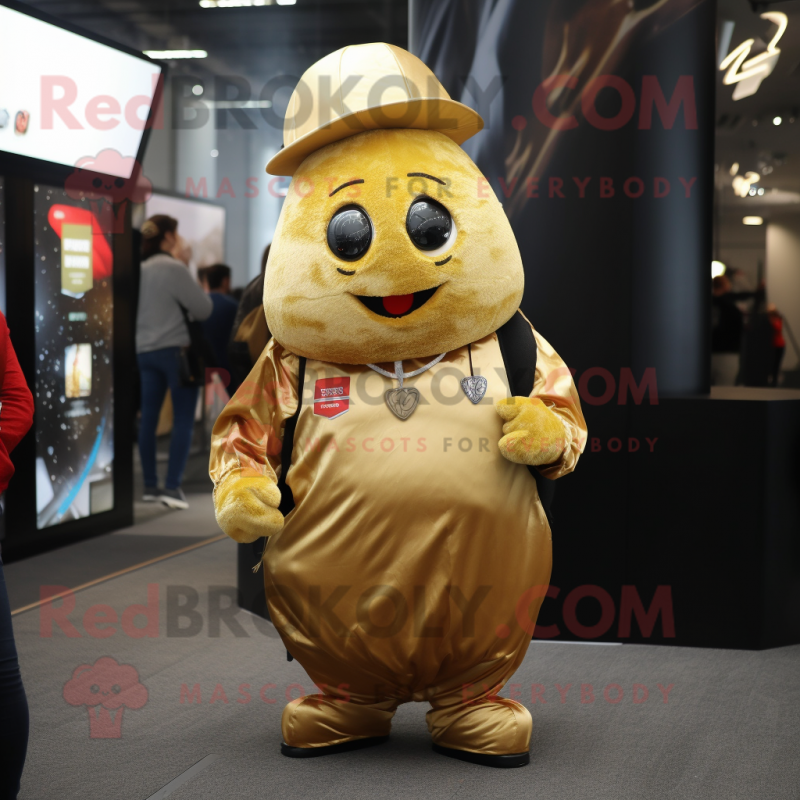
left=264, top=128, right=524, bottom=364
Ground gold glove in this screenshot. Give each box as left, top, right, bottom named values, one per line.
left=213, top=474, right=284, bottom=543
left=495, top=396, right=568, bottom=467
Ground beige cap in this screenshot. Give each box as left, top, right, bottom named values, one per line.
left=266, top=42, right=483, bottom=176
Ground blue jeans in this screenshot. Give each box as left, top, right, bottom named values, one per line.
left=137, top=347, right=199, bottom=490
left=0, top=556, right=28, bottom=799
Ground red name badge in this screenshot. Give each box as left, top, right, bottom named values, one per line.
left=313, top=377, right=350, bottom=419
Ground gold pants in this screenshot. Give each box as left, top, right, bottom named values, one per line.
left=268, top=575, right=548, bottom=755
left=282, top=684, right=532, bottom=756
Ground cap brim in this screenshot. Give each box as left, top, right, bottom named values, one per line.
left=266, top=98, right=483, bottom=177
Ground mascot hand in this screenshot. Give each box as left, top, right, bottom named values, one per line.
left=495, top=396, right=568, bottom=467
left=214, top=474, right=284, bottom=543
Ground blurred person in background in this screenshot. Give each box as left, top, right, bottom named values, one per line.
left=0, top=311, right=34, bottom=800
left=728, top=267, right=757, bottom=316
left=711, top=274, right=745, bottom=386
left=136, top=215, right=212, bottom=510
left=199, top=264, right=239, bottom=392
left=228, top=244, right=271, bottom=390
left=229, top=286, right=245, bottom=304
left=711, top=274, right=763, bottom=386
left=767, top=303, right=786, bottom=387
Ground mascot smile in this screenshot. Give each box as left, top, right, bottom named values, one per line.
left=210, top=42, right=587, bottom=768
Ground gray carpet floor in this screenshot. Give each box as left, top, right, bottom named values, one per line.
left=5, top=497, right=214, bottom=610
left=7, top=495, right=800, bottom=800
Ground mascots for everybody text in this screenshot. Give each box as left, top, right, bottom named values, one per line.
left=210, top=43, right=587, bottom=768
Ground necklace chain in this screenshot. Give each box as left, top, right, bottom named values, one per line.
left=366, top=353, right=446, bottom=387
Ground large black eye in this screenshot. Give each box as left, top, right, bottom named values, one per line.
left=92, top=177, right=103, bottom=188
left=406, top=198, right=452, bottom=251
left=327, top=205, right=372, bottom=261
left=114, top=178, right=125, bottom=188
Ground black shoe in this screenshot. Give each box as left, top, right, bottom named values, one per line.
left=142, top=486, right=159, bottom=503
left=432, top=743, right=530, bottom=768
left=281, top=736, right=389, bottom=758
left=159, top=487, right=189, bottom=510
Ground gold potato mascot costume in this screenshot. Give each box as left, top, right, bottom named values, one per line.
left=210, top=43, right=587, bottom=768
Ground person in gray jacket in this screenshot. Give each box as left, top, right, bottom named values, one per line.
left=136, top=215, right=212, bottom=509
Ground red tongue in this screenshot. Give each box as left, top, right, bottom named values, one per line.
left=383, top=294, right=414, bottom=315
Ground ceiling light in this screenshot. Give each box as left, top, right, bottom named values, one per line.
left=277, top=0, right=296, bottom=4
left=199, top=0, right=272, bottom=6
left=732, top=171, right=760, bottom=197
left=192, top=85, right=204, bottom=96
left=773, top=116, right=782, bottom=125
left=729, top=162, right=739, bottom=176
left=210, top=100, right=272, bottom=108
left=743, top=216, right=763, bottom=226
left=749, top=188, right=757, bottom=196
left=758, top=188, right=765, bottom=195
left=144, top=49, right=207, bottom=59
left=712, top=261, right=726, bottom=278
left=210, top=149, right=219, bottom=158
left=720, top=12, right=787, bottom=100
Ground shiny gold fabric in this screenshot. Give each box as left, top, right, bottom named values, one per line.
left=210, top=321, right=586, bottom=753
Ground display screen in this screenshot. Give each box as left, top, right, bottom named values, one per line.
left=34, top=184, right=114, bottom=528
left=142, top=193, right=226, bottom=275
left=0, top=177, right=5, bottom=540
left=0, top=176, right=5, bottom=314
left=0, top=5, right=160, bottom=177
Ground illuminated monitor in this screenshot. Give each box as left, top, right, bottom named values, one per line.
left=0, top=177, right=5, bottom=314
left=33, top=183, right=114, bottom=528
left=0, top=2, right=161, bottom=177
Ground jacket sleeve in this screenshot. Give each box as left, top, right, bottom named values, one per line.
left=169, top=264, right=214, bottom=321
left=209, top=338, right=299, bottom=490
left=0, top=324, right=34, bottom=454
left=529, top=324, right=587, bottom=480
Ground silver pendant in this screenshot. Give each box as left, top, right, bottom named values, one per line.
left=385, top=387, right=420, bottom=420
left=461, top=375, right=487, bottom=404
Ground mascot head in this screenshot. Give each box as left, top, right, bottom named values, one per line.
left=264, top=43, right=524, bottom=364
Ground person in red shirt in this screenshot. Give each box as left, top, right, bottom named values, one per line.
left=0, top=310, right=35, bottom=800
left=767, top=303, right=786, bottom=387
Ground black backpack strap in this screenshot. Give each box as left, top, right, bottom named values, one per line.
left=269, top=356, right=305, bottom=665
left=496, top=312, right=556, bottom=529
left=250, top=355, right=306, bottom=561
left=277, top=355, right=307, bottom=517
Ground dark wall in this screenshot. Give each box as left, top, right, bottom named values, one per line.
left=412, top=0, right=714, bottom=394
left=409, top=0, right=754, bottom=647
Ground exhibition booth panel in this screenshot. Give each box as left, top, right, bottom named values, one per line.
left=0, top=0, right=163, bottom=559
left=408, top=0, right=800, bottom=649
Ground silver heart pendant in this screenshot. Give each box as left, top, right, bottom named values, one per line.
left=385, top=387, right=420, bottom=420
left=461, top=375, right=487, bottom=404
